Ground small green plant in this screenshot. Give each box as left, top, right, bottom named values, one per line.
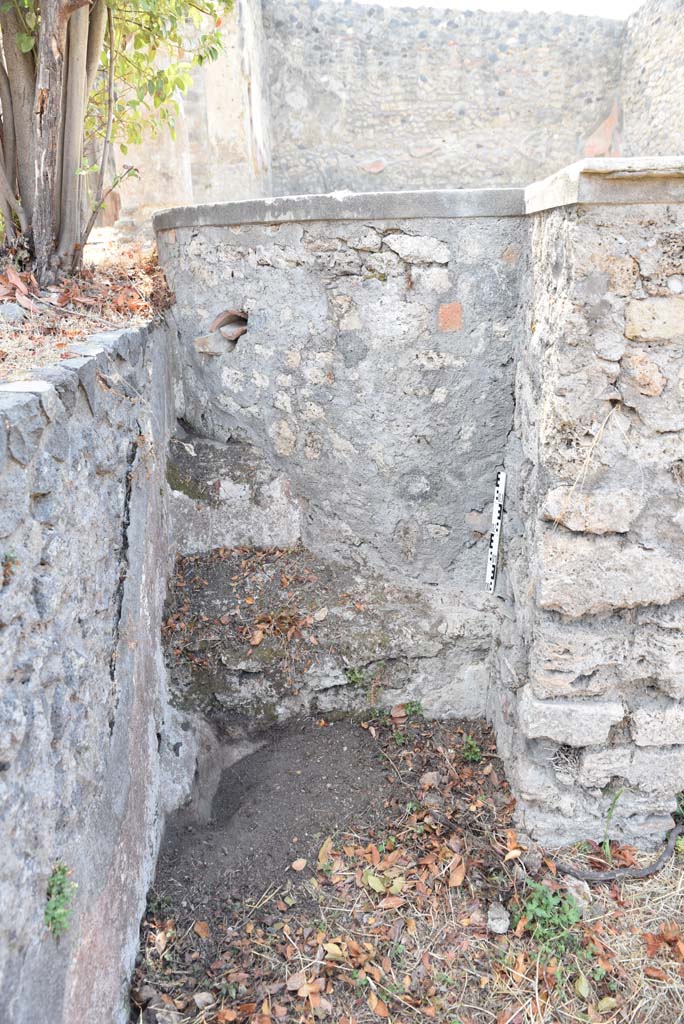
left=393, top=730, right=406, bottom=746
left=602, top=787, right=624, bottom=864
left=674, top=791, right=684, bottom=822
left=345, top=667, right=366, bottom=686
left=404, top=700, right=424, bottom=719
left=146, top=888, right=171, bottom=916
left=45, top=862, right=77, bottom=938
left=462, top=735, right=482, bottom=763
left=514, top=880, right=582, bottom=958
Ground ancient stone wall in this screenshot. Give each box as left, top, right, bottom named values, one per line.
left=0, top=325, right=195, bottom=1024
left=2, top=158, right=683, bottom=1021
left=156, top=190, right=526, bottom=724
left=155, top=158, right=684, bottom=847
left=500, top=165, right=684, bottom=847
left=117, top=0, right=684, bottom=222
left=263, top=0, right=624, bottom=195
left=622, top=0, right=684, bottom=158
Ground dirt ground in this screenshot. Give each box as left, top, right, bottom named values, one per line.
left=157, top=720, right=392, bottom=903
left=131, top=711, right=684, bottom=1024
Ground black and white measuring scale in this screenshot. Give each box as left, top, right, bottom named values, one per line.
left=486, top=469, right=506, bottom=593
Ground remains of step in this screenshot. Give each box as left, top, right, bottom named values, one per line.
left=163, top=544, right=496, bottom=731
left=167, top=426, right=301, bottom=554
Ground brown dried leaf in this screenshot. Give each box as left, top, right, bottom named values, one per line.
left=449, top=860, right=466, bottom=888
left=250, top=628, right=265, bottom=647
left=6, top=266, right=28, bottom=294
left=318, top=836, right=333, bottom=867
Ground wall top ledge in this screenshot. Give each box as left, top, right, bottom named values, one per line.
left=525, top=156, right=684, bottom=213
left=153, top=187, right=525, bottom=231
left=153, top=158, right=684, bottom=233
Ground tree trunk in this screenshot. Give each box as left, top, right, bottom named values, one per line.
left=0, top=61, right=17, bottom=195
left=33, top=0, right=70, bottom=280
left=57, top=6, right=89, bottom=262
left=0, top=8, right=36, bottom=225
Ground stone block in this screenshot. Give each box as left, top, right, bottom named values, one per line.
left=620, top=351, right=666, bottom=397
left=518, top=686, right=624, bottom=747
left=580, top=746, right=684, bottom=796
left=0, top=392, right=45, bottom=466
left=537, top=531, right=684, bottom=618
left=437, top=301, right=463, bottom=332
left=541, top=486, right=642, bottom=534
left=384, top=233, right=449, bottom=265
left=624, top=297, right=684, bottom=342
left=631, top=705, right=684, bottom=747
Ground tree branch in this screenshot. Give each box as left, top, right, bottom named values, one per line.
left=0, top=135, right=27, bottom=235
left=85, top=0, right=108, bottom=96
left=57, top=4, right=90, bottom=260
left=77, top=4, right=115, bottom=264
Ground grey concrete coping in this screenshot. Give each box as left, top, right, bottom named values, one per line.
left=153, top=187, right=525, bottom=231
left=153, top=158, right=684, bottom=233
left=525, top=156, right=684, bottom=213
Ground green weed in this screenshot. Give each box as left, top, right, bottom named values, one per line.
left=462, top=735, right=482, bottom=763
left=45, top=862, right=77, bottom=938
left=513, top=880, right=582, bottom=959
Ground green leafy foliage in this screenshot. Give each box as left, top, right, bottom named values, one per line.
left=344, top=667, right=366, bottom=686
left=87, top=0, right=232, bottom=156
left=6, top=1, right=232, bottom=156
left=461, top=734, right=482, bottom=763
left=45, top=862, right=77, bottom=938
left=514, top=880, right=582, bottom=958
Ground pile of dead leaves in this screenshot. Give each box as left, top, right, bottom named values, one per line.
left=0, top=242, right=173, bottom=380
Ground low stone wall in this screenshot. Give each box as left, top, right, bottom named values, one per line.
left=0, top=325, right=193, bottom=1024
left=156, top=158, right=684, bottom=847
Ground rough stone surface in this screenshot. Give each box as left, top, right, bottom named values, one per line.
left=518, top=687, right=625, bottom=747
left=157, top=214, right=523, bottom=588
left=487, top=903, right=511, bottom=935
left=501, top=193, right=684, bottom=847
left=0, top=326, right=194, bottom=1024
left=167, top=429, right=301, bottom=554
left=0, top=301, right=27, bottom=323
left=621, top=0, right=684, bottom=161
left=630, top=704, right=684, bottom=747
left=4, top=160, right=684, bottom=1021
left=263, top=0, right=624, bottom=195
left=124, top=0, right=683, bottom=225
